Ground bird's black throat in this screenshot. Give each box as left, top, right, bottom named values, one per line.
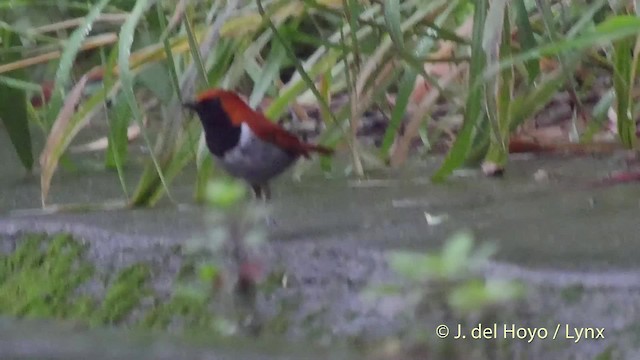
left=192, top=98, right=241, bottom=157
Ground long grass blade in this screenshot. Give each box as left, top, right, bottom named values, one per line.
left=119, top=0, right=176, bottom=206
left=487, top=15, right=640, bottom=78
left=484, top=4, right=512, bottom=169
left=103, top=45, right=130, bottom=202
left=513, top=0, right=539, bottom=82
left=250, top=39, right=285, bottom=108
left=0, top=30, right=33, bottom=171
left=380, top=68, right=416, bottom=157
left=45, top=0, right=112, bottom=128
left=433, top=1, right=488, bottom=182
left=383, top=0, right=404, bottom=50
left=130, top=0, right=239, bottom=206
left=185, top=4, right=214, bottom=202
left=612, top=35, right=637, bottom=148
left=40, top=74, right=92, bottom=206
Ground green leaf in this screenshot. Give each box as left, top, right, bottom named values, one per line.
left=0, top=30, right=32, bottom=170
left=250, top=39, right=286, bottom=108
left=119, top=0, right=173, bottom=206
left=384, top=0, right=404, bottom=49
left=45, top=0, right=112, bottom=128
left=205, top=179, right=246, bottom=208
left=198, top=264, right=220, bottom=282
left=184, top=10, right=209, bottom=89
left=194, top=152, right=214, bottom=203
left=387, top=251, right=433, bottom=281
left=583, top=89, right=615, bottom=142
left=98, top=44, right=128, bottom=199
left=105, top=91, right=132, bottom=170
left=440, top=231, right=475, bottom=275
left=138, top=62, right=174, bottom=104
left=487, top=15, right=640, bottom=78
left=509, top=59, right=578, bottom=127
left=433, top=0, right=488, bottom=181
left=448, top=279, right=488, bottom=312
left=612, top=35, right=637, bottom=148
left=449, top=279, right=525, bottom=313
left=380, top=68, right=416, bottom=156
left=484, top=3, right=512, bottom=167
left=40, top=74, right=112, bottom=205
left=207, top=39, right=237, bottom=86
left=265, top=50, right=341, bottom=119
left=513, top=0, right=539, bottom=81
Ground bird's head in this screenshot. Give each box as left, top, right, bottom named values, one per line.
left=182, top=88, right=250, bottom=128
left=183, top=89, right=225, bottom=115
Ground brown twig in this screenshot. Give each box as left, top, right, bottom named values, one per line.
left=0, top=33, right=118, bottom=75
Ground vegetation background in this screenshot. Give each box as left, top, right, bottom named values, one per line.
left=2, top=0, right=639, bottom=210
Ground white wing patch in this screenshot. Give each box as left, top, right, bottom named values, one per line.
left=239, top=122, right=254, bottom=148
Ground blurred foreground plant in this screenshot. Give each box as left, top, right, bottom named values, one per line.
left=0, top=178, right=275, bottom=335
left=177, top=176, right=270, bottom=336
left=365, top=231, right=526, bottom=359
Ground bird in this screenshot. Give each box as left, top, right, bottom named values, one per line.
left=183, top=88, right=333, bottom=201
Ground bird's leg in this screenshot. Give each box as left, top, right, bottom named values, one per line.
left=250, top=183, right=276, bottom=227
left=262, top=184, right=272, bottom=201
left=250, top=183, right=272, bottom=202
left=250, top=184, right=263, bottom=200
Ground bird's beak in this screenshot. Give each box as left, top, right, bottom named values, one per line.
left=182, top=101, right=198, bottom=111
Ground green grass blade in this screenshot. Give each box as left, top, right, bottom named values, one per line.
left=380, top=68, right=416, bottom=157
left=206, top=39, right=237, bottom=86
left=45, top=0, right=112, bottom=128
left=118, top=0, right=176, bottom=206
left=130, top=0, right=239, bottom=206
left=513, top=0, right=539, bottom=81
left=157, top=7, right=184, bottom=104
left=264, top=49, right=340, bottom=119
left=482, top=0, right=508, bottom=145
left=0, top=30, right=33, bottom=171
left=184, top=10, right=209, bottom=88
left=467, top=60, right=574, bottom=162
left=40, top=76, right=118, bottom=205
left=383, top=0, right=404, bottom=50
left=99, top=45, right=130, bottom=200
left=567, top=0, right=609, bottom=38
left=257, top=0, right=338, bottom=129
left=249, top=38, right=285, bottom=108
left=484, top=6, right=512, bottom=167
left=509, top=73, right=572, bottom=129
left=184, top=6, right=214, bottom=202
left=487, top=15, right=640, bottom=78
left=138, top=62, right=175, bottom=104
left=612, top=35, right=636, bottom=148
left=105, top=91, right=132, bottom=170
left=345, top=0, right=363, bottom=69
left=0, top=76, right=42, bottom=93
left=433, top=1, right=488, bottom=182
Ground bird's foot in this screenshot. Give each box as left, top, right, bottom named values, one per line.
left=263, top=215, right=279, bottom=228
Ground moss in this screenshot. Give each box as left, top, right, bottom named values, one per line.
left=0, top=232, right=236, bottom=333
left=0, top=233, right=94, bottom=318
left=0, top=233, right=156, bottom=327
left=0, top=234, right=302, bottom=333
left=142, top=292, right=213, bottom=331
left=92, top=263, right=152, bottom=326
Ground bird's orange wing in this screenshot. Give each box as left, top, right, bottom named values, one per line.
left=214, top=90, right=334, bottom=158
left=248, top=113, right=334, bottom=158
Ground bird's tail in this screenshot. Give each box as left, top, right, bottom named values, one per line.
left=307, top=144, right=334, bottom=156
